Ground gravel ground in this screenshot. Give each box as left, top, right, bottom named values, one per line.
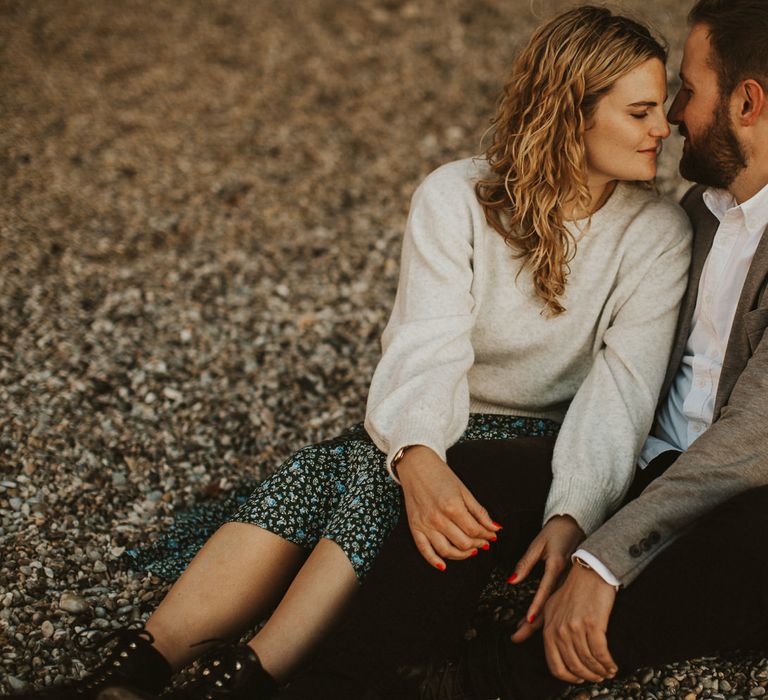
left=1, top=0, right=766, bottom=697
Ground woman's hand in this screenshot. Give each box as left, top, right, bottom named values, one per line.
left=508, top=515, right=585, bottom=642
left=397, top=446, right=501, bottom=570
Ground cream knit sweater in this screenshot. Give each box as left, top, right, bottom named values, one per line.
left=364, top=157, right=692, bottom=535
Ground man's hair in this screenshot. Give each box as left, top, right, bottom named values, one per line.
left=689, top=0, right=768, bottom=96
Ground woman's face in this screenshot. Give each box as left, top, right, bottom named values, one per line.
left=583, top=58, right=670, bottom=187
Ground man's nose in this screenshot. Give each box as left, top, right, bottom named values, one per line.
left=667, top=90, right=684, bottom=124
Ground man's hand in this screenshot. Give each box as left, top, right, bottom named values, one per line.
left=539, top=565, right=618, bottom=684
left=398, top=446, right=500, bottom=570
left=508, top=515, right=585, bottom=637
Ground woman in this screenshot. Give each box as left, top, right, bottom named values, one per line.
left=14, top=6, right=690, bottom=700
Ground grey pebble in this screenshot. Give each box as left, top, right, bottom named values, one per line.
left=6, top=676, right=27, bottom=692
left=58, top=593, right=89, bottom=615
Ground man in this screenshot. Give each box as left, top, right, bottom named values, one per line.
left=435, top=0, right=768, bottom=696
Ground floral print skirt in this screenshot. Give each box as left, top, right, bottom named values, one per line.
left=126, top=414, right=560, bottom=581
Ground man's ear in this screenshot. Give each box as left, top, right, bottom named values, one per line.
left=735, top=79, right=766, bottom=126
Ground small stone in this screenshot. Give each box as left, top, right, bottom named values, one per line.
left=59, top=592, right=90, bottom=614
left=7, top=676, right=27, bottom=692
left=684, top=692, right=697, bottom=700
left=162, top=387, right=182, bottom=401
left=750, top=688, right=766, bottom=697
left=573, top=690, right=591, bottom=700
left=641, top=669, right=655, bottom=685
left=721, top=681, right=733, bottom=693
left=663, top=677, right=680, bottom=691
left=93, top=561, right=107, bottom=573
left=41, top=620, right=54, bottom=638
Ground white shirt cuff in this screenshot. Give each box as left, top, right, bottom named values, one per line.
left=572, top=548, right=622, bottom=588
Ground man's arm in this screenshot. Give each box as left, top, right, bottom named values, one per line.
left=581, top=323, right=768, bottom=586
left=533, top=307, right=768, bottom=683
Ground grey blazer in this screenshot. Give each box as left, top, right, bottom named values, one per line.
left=583, top=185, right=768, bottom=586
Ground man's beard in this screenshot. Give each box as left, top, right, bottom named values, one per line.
left=679, top=100, right=747, bottom=188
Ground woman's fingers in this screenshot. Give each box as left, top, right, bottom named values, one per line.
left=411, top=528, right=447, bottom=571
left=462, top=490, right=501, bottom=538
left=510, top=614, right=543, bottom=643
left=429, top=530, right=478, bottom=561
left=508, top=537, right=544, bottom=585
left=525, top=554, right=566, bottom=623
left=441, top=520, right=488, bottom=554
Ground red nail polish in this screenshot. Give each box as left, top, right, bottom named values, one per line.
left=528, top=614, right=536, bottom=624
left=507, top=572, right=518, bottom=584
left=470, top=549, right=478, bottom=557
left=492, top=521, right=504, bottom=530
left=435, top=562, right=446, bottom=571
left=489, top=535, right=497, bottom=542
left=481, top=543, right=490, bottom=550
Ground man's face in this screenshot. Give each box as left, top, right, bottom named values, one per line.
left=668, top=23, right=747, bottom=187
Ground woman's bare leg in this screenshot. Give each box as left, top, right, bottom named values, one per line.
left=246, top=537, right=359, bottom=682
left=144, top=522, right=307, bottom=670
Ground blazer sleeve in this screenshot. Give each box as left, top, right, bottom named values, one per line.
left=581, top=324, right=768, bottom=585
left=543, top=206, right=692, bottom=536
left=364, top=170, right=477, bottom=479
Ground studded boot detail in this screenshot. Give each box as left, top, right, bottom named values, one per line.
left=164, top=642, right=277, bottom=699
left=11, top=629, right=172, bottom=699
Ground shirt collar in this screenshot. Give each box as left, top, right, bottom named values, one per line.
left=703, top=183, right=768, bottom=235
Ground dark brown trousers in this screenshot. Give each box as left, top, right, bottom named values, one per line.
left=276, top=438, right=768, bottom=699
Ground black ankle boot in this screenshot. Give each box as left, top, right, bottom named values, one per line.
left=165, top=643, right=277, bottom=699
left=9, top=629, right=172, bottom=700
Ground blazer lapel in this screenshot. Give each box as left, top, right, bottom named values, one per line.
left=714, top=224, right=768, bottom=416
left=658, top=210, right=718, bottom=403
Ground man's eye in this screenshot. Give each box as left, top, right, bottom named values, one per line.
left=631, top=113, right=649, bottom=119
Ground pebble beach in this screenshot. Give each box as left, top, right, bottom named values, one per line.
left=1, top=0, right=766, bottom=697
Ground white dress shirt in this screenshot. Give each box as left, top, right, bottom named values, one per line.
left=575, top=183, right=768, bottom=586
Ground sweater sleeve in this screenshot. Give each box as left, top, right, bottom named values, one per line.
left=543, top=204, right=692, bottom=535
left=364, top=169, right=477, bottom=480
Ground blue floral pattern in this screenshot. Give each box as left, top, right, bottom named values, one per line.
left=126, top=414, right=559, bottom=581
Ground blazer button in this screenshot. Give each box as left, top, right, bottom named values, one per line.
left=649, top=530, right=661, bottom=544
left=629, top=544, right=641, bottom=558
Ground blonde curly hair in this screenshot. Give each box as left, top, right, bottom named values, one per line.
left=476, top=6, right=667, bottom=315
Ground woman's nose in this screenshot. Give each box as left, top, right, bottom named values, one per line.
left=651, top=113, right=672, bottom=139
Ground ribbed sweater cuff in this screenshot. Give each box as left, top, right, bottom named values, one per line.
left=385, top=416, right=447, bottom=484
left=543, top=477, right=609, bottom=537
